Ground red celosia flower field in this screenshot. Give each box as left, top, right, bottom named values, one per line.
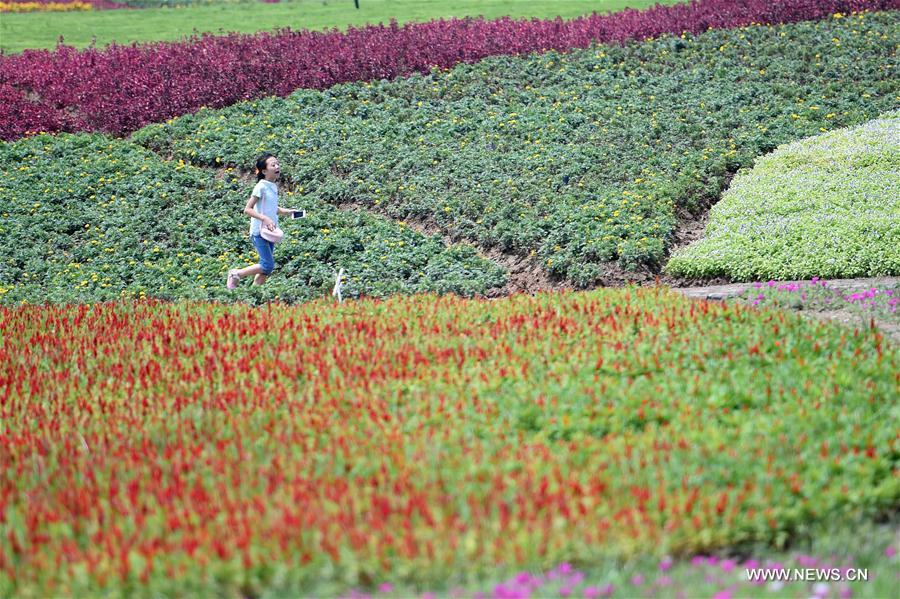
left=1, top=290, right=896, bottom=595
left=1, top=0, right=897, bottom=139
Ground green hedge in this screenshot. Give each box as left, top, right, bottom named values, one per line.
left=133, top=12, right=900, bottom=285
left=666, top=111, right=900, bottom=280
left=0, top=134, right=505, bottom=305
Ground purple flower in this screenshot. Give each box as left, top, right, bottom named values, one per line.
left=378, top=583, right=394, bottom=594
left=583, top=587, right=601, bottom=599
left=691, top=556, right=707, bottom=567
left=631, top=574, right=645, bottom=586
left=712, top=590, right=732, bottom=599
left=514, top=572, right=532, bottom=585
left=886, top=545, right=897, bottom=558
left=839, top=586, right=853, bottom=599
left=559, top=585, right=573, bottom=598
left=797, top=554, right=817, bottom=567
left=720, top=559, right=736, bottom=573
left=660, top=557, right=674, bottom=572
left=743, top=559, right=759, bottom=570
left=657, top=575, right=673, bottom=587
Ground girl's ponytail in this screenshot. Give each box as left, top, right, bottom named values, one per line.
left=255, top=153, right=275, bottom=181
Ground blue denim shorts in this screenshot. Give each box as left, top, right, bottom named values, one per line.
left=250, top=234, right=276, bottom=275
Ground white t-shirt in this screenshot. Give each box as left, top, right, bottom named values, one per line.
left=249, top=180, right=279, bottom=236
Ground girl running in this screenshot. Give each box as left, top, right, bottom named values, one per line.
left=226, top=153, right=301, bottom=288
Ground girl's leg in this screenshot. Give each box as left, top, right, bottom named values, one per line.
left=249, top=236, right=276, bottom=286
left=235, top=264, right=264, bottom=279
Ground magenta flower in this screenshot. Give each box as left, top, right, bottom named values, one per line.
left=660, top=557, right=674, bottom=572
left=885, top=545, right=897, bottom=558
left=631, top=574, right=645, bottom=586
left=797, top=554, right=817, bottom=567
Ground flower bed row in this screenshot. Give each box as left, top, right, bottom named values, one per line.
left=133, top=13, right=899, bottom=282
left=666, top=112, right=900, bottom=281
left=0, top=0, right=267, bottom=11
left=1, top=290, right=895, bottom=595
left=0, top=0, right=129, bottom=12
left=1, top=0, right=897, bottom=139
left=0, top=133, right=505, bottom=305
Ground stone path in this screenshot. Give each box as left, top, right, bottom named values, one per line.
left=671, top=277, right=899, bottom=300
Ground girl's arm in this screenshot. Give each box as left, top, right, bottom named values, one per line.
left=277, top=207, right=300, bottom=216
left=244, top=195, right=275, bottom=229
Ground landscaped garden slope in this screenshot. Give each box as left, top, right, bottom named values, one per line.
left=666, top=112, right=900, bottom=281
left=134, top=13, right=900, bottom=285
left=0, top=134, right=505, bottom=305
left=1, top=0, right=896, bottom=139
left=0, top=1, right=682, bottom=54
left=1, top=290, right=896, bottom=595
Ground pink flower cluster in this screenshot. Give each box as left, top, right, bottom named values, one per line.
left=750, top=277, right=898, bottom=314
left=2, top=0, right=897, bottom=140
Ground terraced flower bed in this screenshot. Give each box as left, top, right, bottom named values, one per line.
left=0, top=134, right=505, bottom=305
left=667, top=112, right=900, bottom=281
left=1, top=0, right=896, bottom=139
left=133, top=13, right=900, bottom=284
left=1, top=290, right=897, bottom=595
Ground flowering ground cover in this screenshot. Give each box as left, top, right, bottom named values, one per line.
left=0, top=0, right=129, bottom=12
left=133, top=13, right=900, bottom=285
left=0, top=133, right=505, bottom=305
left=2, top=0, right=896, bottom=138
left=666, top=112, right=900, bottom=281
left=739, top=279, right=899, bottom=323
left=0, top=289, right=896, bottom=595
left=349, top=522, right=900, bottom=598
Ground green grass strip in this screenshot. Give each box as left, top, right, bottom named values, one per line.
left=0, top=0, right=683, bottom=54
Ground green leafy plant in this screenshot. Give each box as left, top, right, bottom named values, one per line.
left=0, top=133, right=505, bottom=305
left=132, top=13, right=900, bottom=283
left=667, top=112, right=900, bottom=281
